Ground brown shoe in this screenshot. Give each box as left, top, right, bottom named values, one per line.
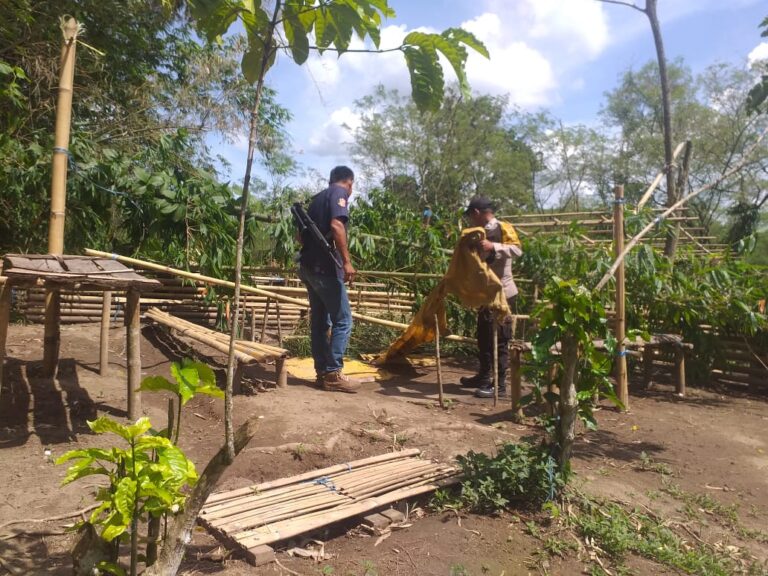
left=322, top=370, right=360, bottom=393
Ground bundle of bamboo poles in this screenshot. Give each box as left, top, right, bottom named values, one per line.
left=146, top=308, right=286, bottom=363
left=199, top=449, right=459, bottom=550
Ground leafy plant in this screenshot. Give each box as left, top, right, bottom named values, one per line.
left=57, top=416, right=197, bottom=569
left=445, top=439, right=566, bottom=513
left=139, top=359, right=223, bottom=443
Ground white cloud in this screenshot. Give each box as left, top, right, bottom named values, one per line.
left=307, top=106, right=361, bottom=157
left=748, top=42, right=768, bottom=66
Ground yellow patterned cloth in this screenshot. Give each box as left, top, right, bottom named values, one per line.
left=375, top=227, right=512, bottom=365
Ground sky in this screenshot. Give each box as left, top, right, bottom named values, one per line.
left=211, top=0, right=768, bottom=191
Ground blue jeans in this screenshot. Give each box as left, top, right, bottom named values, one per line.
left=299, top=268, right=353, bottom=376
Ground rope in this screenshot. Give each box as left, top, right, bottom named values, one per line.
left=305, top=476, right=337, bottom=492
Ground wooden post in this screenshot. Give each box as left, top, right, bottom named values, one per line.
left=434, top=314, right=444, bottom=409
left=249, top=306, right=256, bottom=342
left=509, top=346, right=523, bottom=423
left=275, top=301, right=283, bottom=346
left=275, top=356, right=287, bottom=388
left=674, top=346, right=686, bottom=397
left=99, top=291, right=112, bottom=376
left=613, top=184, right=629, bottom=410
left=42, top=288, right=61, bottom=377
left=125, top=289, right=141, bottom=420
left=43, top=18, right=78, bottom=378
left=546, top=363, right=557, bottom=417
left=260, top=298, right=271, bottom=343
left=0, top=282, right=11, bottom=396
left=643, top=345, right=654, bottom=389
left=492, top=324, right=499, bottom=407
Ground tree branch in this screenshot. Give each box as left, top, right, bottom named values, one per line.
left=596, top=0, right=646, bottom=13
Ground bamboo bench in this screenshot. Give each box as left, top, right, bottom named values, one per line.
left=146, top=307, right=289, bottom=393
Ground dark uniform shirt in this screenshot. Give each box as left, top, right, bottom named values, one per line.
left=299, top=184, right=349, bottom=279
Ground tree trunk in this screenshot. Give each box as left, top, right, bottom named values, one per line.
left=557, top=335, right=579, bottom=468
left=142, top=416, right=261, bottom=576
left=223, top=1, right=281, bottom=462
left=644, top=0, right=678, bottom=258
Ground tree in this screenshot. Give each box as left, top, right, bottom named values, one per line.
left=599, top=0, right=679, bottom=256
left=352, top=85, right=535, bottom=214
left=747, top=15, right=768, bottom=114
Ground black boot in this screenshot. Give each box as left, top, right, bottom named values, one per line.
left=474, top=374, right=507, bottom=398
left=460, top=373, right=491, bottom=388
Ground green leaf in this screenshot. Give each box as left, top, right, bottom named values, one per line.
left=88, top=416, right=131, bottom=442
left=126, top=417, right=153, bottom=439
left=95, top=561, right=127, bottom=576
left=56, top=447, right=116, bottom=464
left=138, top=375, right=179, bottom=397
left=241, top=41, right=276, bottom=84
left=136, top=436, right=173, bottom=451
left=114, top=477, right=137, bottom=524
left=443, top=27, right=489, bottom=58
left=195, top=383, right=225, bottom=399
left=182, top=359, right=216, bottom=387
left=61, top=460, right=110, bottom=485
left=283, top=8, right=310, bottom=65
left=402, top=44, right=443, bottom=112
left=100, top=513, right=128, bottom=542
left=159, top=446, right=196, bottom=484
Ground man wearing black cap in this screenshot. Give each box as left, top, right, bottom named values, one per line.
left=460, top=196, right=523, bottom=398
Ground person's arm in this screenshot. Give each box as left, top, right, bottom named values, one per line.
left=485, top=222, right=523, bottom=260
left=330, top=217, right=355, bottom=283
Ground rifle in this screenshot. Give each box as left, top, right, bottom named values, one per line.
left=291, top=202, right=343, bottom=269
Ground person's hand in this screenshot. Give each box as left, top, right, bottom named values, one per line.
left=343, top=262, right=356, bottom=284
left=479, top=239, right=495, bottom=252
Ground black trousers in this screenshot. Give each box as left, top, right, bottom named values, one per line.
left=476, top=296, right=517, bottom=384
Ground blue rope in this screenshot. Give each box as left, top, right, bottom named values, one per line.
left=546, top=455, right=556, bottom=501
left=616, top=349, right=629, bottom=357
left=613, top=198, right=626, bottom=205
left=306, top=476, right=337, bottom=492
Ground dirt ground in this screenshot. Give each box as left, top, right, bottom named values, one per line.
left=0, top=322, right=766, bottom=576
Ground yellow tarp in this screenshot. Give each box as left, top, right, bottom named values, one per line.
left=375, top=227, right=510, bottom=365
left=285, top=357, right=393, bottom=382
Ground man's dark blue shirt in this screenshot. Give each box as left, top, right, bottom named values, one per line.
left=299, top=183, right=349, bottom=279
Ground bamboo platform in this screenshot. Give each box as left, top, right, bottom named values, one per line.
left=198, top=449, right=459, bottom=559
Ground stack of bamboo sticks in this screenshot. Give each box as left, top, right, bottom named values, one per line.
left=145, top=307, right=286, bottom=363
left=199, top=449, right=459, bottom=551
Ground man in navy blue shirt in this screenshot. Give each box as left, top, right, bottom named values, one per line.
left=298, top=166, right=359, bottom=393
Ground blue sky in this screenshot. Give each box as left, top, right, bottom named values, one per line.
left=211, top=0, right=768, bottom=191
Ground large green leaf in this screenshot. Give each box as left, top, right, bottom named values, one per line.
left=241, top=41, right=277, bottom=84
left=283, top=5, right=310, bottom=64
left=402, top=44, right=443, bottom=112
left=138, top=375, right=179, bottom=397
left=114, top=477, right=137, bottom=523
left=182, top=359, right=216, bottom=387
left=56, top=447, right=116, bottom=464
left=89, top=416, right=131, bottom=442
left=126, top=417, right=153, bottom=439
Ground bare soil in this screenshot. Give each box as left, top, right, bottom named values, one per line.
left=1, top=322, right=766, bottom=576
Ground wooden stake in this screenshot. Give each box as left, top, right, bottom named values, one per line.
left=275, top=301, right=283, bottom=346
left=0, top=283, right=11, bottom=397
left=434, top=314, right=444, bottom=409
left=275, top=356, right=287, bottom=388
left=509, top=346, right=523, bottom=423
left=492, top=324, right=499, bottom=407
left=42, top=288, right=60, bottom=377
left=125, top=289, right=141, bottom=420
left=613, top=185, right=629, bottom=410
left=99, top=291, right=111, bottom=376
left=249, top=305, right=256, bottom=342
left=674, top=346, right=686, bottom=397
left=260, top=298, right=271, bottom=343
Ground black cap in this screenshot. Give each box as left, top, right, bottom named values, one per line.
left=464, top=196, right=495, bottom=214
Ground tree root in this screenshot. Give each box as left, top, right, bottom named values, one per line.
left=0, top=503, right=100, bottom=533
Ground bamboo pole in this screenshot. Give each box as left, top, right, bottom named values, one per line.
left=595, top=124, right=768, bottom=292
left=99, top=291, right=111, bottom=376
left=249, top=306, right=256, bottom=341
left=613, top=185, right=629, bottom=410
left=636, top=141, right=687, bottom=212
left=47, top=17, right=78, bottom=253
left=125, top=289, right=141, bottom=420
left=275, top=301, right=282, bottom=345
left=509, top=346, right=523, bottom=423
left=0, top=282, right=11, bottom=397
left=492, top=325, right=499, bottom=407
left=43, top=18, right=79, bottom=378
left=84, top=250, right=473, bottom=343
left=435, top=314, right=444, bottom=409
